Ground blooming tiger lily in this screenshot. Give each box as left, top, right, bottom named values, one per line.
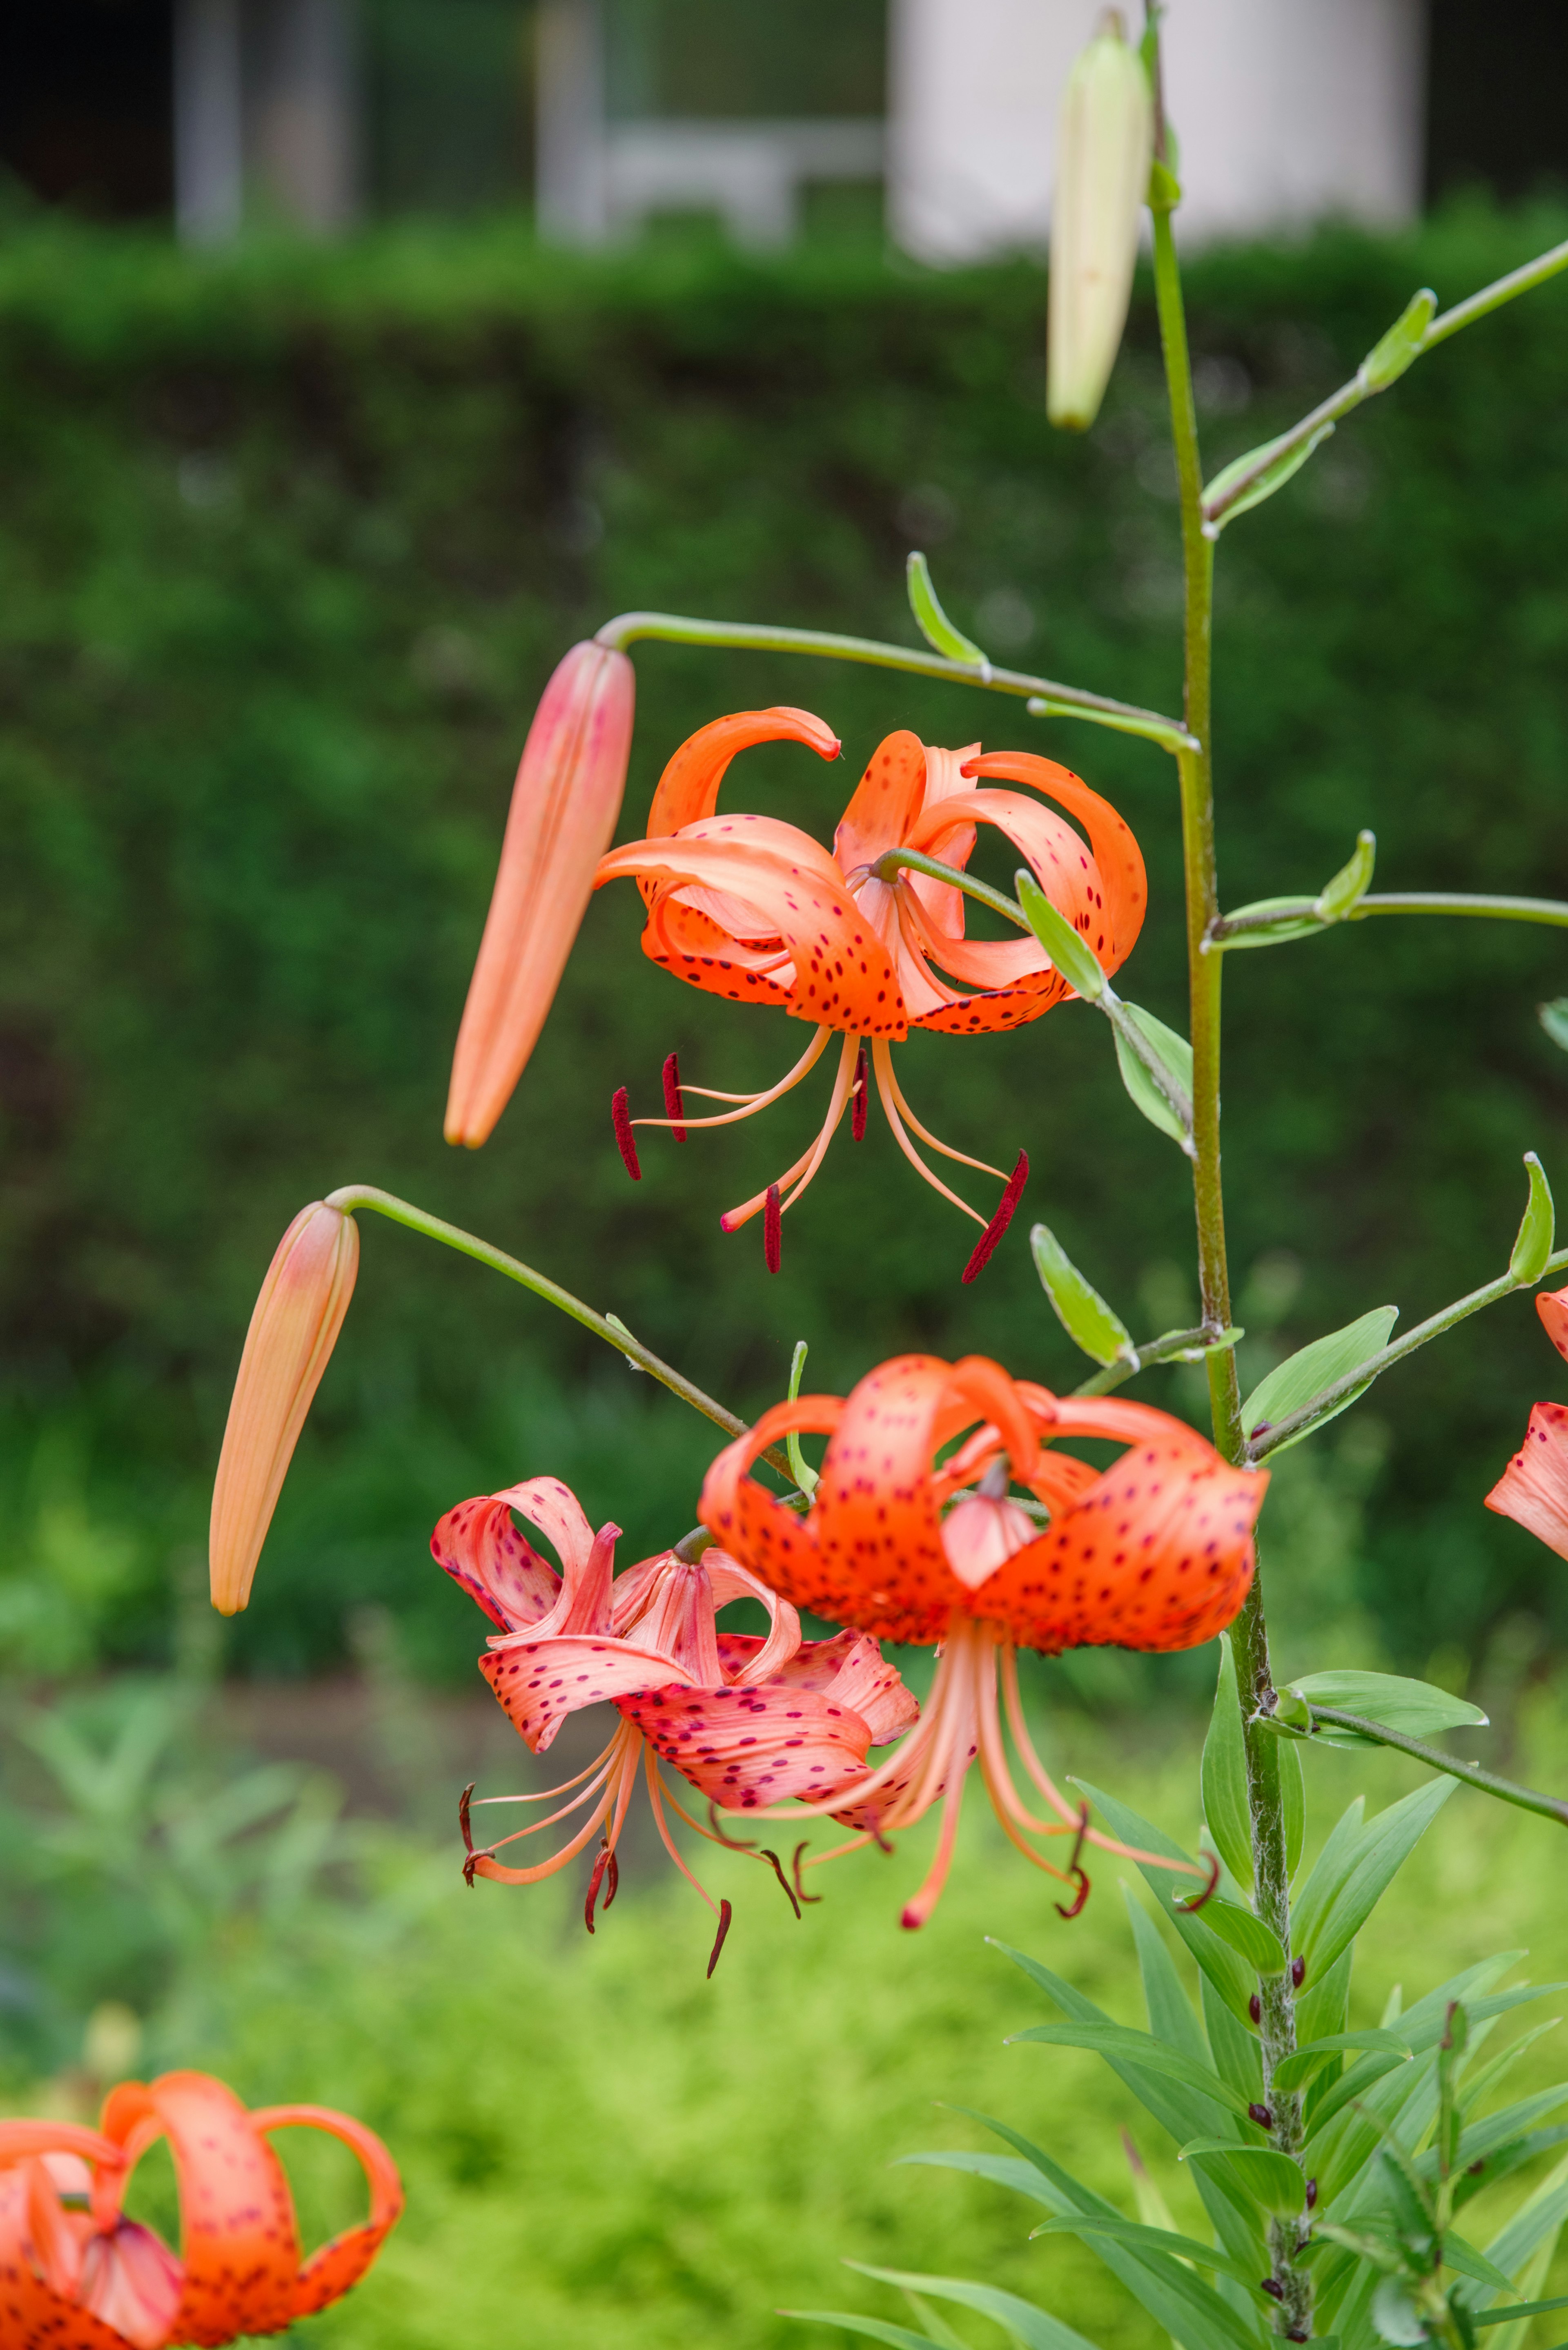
left=434, top=1472, right=918, bottom=1970
left=699, top=1353, right=1267, bottom=1927
left=0, top=2071, right=401, bottom=2348
left=593, top=709, right=1146, bottom=1276
left=1486, top=1284, right=1568, bottom=1555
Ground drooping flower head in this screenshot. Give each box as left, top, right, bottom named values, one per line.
left=700, top=1353, right=1267, bottom=1926
left=432, top=1473, right=918, bottom=1971
left=1486, top=1284, right=1568, bottom=1555
left=594, top=710, right=1146, bottom=1277
left=0, top=2071, right=401, bottom=2348
left=445, top=637, right=636, bottom=1148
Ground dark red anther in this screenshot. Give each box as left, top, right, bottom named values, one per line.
left=1249, top=1994, right=1262, bottom=2024
left=792, top=1840, right=823, bottom=1906
left=961, top=1149, right=1029, bottom=1284
left=584, top=1837, right=619, bottom=1933
left=662, top=1051, right=686, bottom=1141
left=706, top=1897, right=734, bottom=1979
left=758, top=1847, right=802, bottom=1920
left=1305, top=2179, right=1318, bottom=2210
left=1261, top=2280, right=1284, bottom=2302
left=1055, top=1864, right=1091, bottom=1920
left=1292, top=1955, right=1305, bottom=1988
left=1248, top=2103, right=1274, bottom=2130
left=851, top=1043, right=868, bottom=1141
left=612, top=1086, right=641, bottom=1179
left=458, top=1781, right=481, bottom=1886
left=1287, top=2331, right=1309, bottom=2341
left=764, top=1183, right=782, bottom=1273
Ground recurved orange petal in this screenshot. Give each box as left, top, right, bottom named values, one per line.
left=249, top=2106, right=403, bottom=2321
left=480, top=1630, right=690, bottom=1752
left=1486, top=1399, right=1568, bottom=1558
left=960, top=750, right=1147, bottom=962
left=646, top=707, right=841, bottom=839
left=1538, top=1287, right=1568, bottom=1362
left=810, top=1356, right=966, bottom=1643
left=0, top=2165, right=130, bottom=2350
left=619, top=1679, right=875, bottom=1810
left=833, top=730, right=929, bottom=871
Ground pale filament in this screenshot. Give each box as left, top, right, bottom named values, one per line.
left=633, top=1023, right=831, bottom=1130
left=871, top=1039, right=986, bottom=1226
left=470, top=1721, right=645, bottom=1884
left=998, top=1645, right=1212, bottom=1882
left=642, top=1745, right=724, bottom=1920
left=875, top=1045, right=1009, bottom=1180
left=720, top=1033, right=859, bottom=1231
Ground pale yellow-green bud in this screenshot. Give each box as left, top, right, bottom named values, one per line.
left=1047, top=10, right=1154, bottom=432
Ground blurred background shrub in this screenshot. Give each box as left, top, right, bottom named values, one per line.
left=2, top=199, right=1568, bottom=1689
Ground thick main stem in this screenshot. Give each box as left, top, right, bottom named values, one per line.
left=1152, top=195, right=1308, bottom=2330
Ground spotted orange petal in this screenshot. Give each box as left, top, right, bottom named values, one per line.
left=698, top=1398, right=844, bottom=1618
left=646, top=707, right=841, bottom=840
left=1486, top=1399, right=1568, bottom=1558
left=619, top=1680, right=875, bottom=1810
left=249, top=2105, right=403, bottom=2320
left=0, top=2164, right=131, bottom=2350
left=1537, top=1287, right=1568, bottom=1362
left=960, top=750, right=1148, bottom=961
left=480, top=1630, right=692, bottom=1752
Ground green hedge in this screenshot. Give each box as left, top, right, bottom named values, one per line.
left=4, top=203, right=1568, bottom=1679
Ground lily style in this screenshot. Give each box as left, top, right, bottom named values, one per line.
left=593, top=707, right=1147, bottom=1276
left=0, top=2070, right=401, bottom=2348
left=434, top=1472, right=918, bottom=1969
left=699, top=1352, right=1267, bottom=1927
left=1485, top=1284, right=1568, bottom=1556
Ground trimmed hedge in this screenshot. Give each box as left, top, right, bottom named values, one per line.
left=3, top=203, right=1568, bottom=1675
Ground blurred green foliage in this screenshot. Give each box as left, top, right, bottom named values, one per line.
left=3, top=202, right=1568, bottom=1679
left=4, top=1675, right=1568, bottom=2350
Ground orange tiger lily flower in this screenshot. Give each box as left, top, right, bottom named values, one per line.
left=434, top=1472, right=917, bottom=1970
left=699, top=1353, right=1267, bottom=1927
left=445, top=638, right=636, bottom=1148
left=0, top=2071, right=401, bottom=2348
left=594, top=709, right=1146, bottom=1276
left=1486, top=1285, right=1568, bottom=1555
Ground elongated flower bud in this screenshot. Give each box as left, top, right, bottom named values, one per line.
left=209, top=1203, right=359, bottom=1614
left=445, top=639, right=636, bottom=1146
left=1047, top=10, right=1154, bottom=433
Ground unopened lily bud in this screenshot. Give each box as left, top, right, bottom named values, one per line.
left=1047, top=10, right=1154, bottom=433
left=209, top=1203, right=359, bottom=1614
left=445, top=639, right=636, bottom=1147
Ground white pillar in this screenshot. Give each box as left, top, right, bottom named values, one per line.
left=537, top=0, right=608, bottom=242
left=249, top=0, right=361, bottom=234
left=888, top=0, right=1425, bottom=263
left=173, top=0, right=245, bottom=245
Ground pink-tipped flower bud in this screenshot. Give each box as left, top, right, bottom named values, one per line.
left=209, top=1203, right=359, bottom=1615
left=445, top=639, right=636, bottom=1147
left=1047, top=9, right=1154, bottom=433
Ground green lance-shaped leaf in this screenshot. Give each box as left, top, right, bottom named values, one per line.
left=1202, top=419, right=1335, bottom=532
left=1359, top=287, right=1438, bottom=391
left=1437, top=2000, right=1470, bottom=2187
left=1240, top=1304, right=1399, bottom=1450
left=1191, top=1896, right=1286, bottom=1975
left=1027, top=2215, right=1267, bottom=2292
left=1510, top=1152, right=1555, bottom=1283
left=1316, top=828, right=1377, bottom=922
left=1016, top=870, right=1107, bottom=1000
left=1201, top=1634, right=1253, bottom=1891
left=1031, top=1223, right=1134, bottom=1367
left=1287, top=1670, right=1488, bottom=1748
left=1178, top=2139, right=1308, bottom=2216
left=905, top=551, right=990, bottom=669
left=1212, top=894, right=1328, bottom=951
left=845, top=2265, right=1102, bottom=2350
left=1539, top=1000, right=1568, bottom=1055
left=1007, top=2020, right=1256, bottom=2120
left=1271, top=2027, right=1414, bottom=2097
left=1113, top=1004, right=1194, bottom=1148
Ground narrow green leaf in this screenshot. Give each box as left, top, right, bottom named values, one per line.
left=1197, top=1897, right=1287, bottom=1976
left=1273, top=2029, right=1412, bottom=2096
left=1316, top=829, right=1377, bottom=921
left=898, top=2147, right=1061, bottom=2212
left=1031, top=1223, right=1134, bottom=1367
left=1290, top=1797, right=1367, bottom=1956
left=1443, top=2236, right=1519, bottom=2297
left=905, top=551, right=989, bottom=667
left=1298, top=1778, right=1455, bottom=1981
left=1016, top=871, right=1106, bottom=1001
left=1029, top=2216, right=1265, bottom=2291
left=1068, top=1783, right=1258, bottom=2024
left=787, top=1338, right=819, bottom=1497
left=1204, top=419, right=1336, bottom=529
left=1476, top=2145, right=1568, bottom=2300
left=1359, top=288, right=1437, bottom=390
left=1474, top=2295, right=1568, bottom=2329
left=1008, top=2021, right=1254, bottom=2120
left=847, top=2265, right=1102, bottom=2350
left=1240, top=1306, right=1399, bottom=1447
left=1290, top=1671, right=1488, bottom=1746
left=1201, top=1973, right=1265, bottom=2108
left=1281, top=1735, right=1306, bottom=1882
left=1510, top=1153, right=1555, bottom=1284
left=1538, top=1001, right=1568, bottom=1055
left=902, top=2292, right=982, bottom=2350
left=1112, top=1004, right=1194, bottom=1146
left=1125, top=1891, right=1210, bottom=2067
left=783, top=2313, right=944, bottom=2350
left=1214, top=895, right=1325, bottom=950
left=1438, top=2001, right=1470, bottom=2182
left=1201, top=1635, right=1253, bottom=1891
left=1179, top=2139, right=1307, bottom=2215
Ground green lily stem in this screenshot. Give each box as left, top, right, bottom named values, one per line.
left=1245, top=1244, right=1568, bottom=1464
left=1284, top=1706, right=1568, bottom=1832
left=1151, top=101, right=1309, bottom=2332
left=1202, top=235, right=1568, bottom=529
left=322, top=1184, right=796, bottom=1481
left=591, top=609, right=1196, bottom=753
left=870, top=847, right=1194, bottom=1143
left=1069, top=1322, right=1239, bottom=1399
left=1210, top=889, right=1568, bottom=944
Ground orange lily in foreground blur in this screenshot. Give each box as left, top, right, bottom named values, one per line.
left=700, top=1353, right=1267, bottom=1927
left=0, top=2071, right=400, bottom=2347
left=594, top=709, right=1147, bottom=1277
left=434, top=1473, right=918, bottom=1971
left=1486, top=1285, right=1568, bottom=1554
